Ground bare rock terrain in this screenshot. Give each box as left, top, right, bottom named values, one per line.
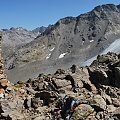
left=0, top=32, right=120, bottom=119
left=2, top=4, right=120, bottom=82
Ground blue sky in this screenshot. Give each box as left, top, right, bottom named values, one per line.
left=0, top=0, right=120, bottom=30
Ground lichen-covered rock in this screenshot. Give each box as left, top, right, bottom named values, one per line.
left=90, top=95, right=106, bottom=111
left=91, top=52, right=119, bottom=66
left=71, top=104, right=94, bottom=120
left=106, top=105, right=116, bottom=113
left=112, top=98, right=120, bottom=107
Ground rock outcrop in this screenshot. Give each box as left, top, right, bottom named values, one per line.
left=0, top=33, right=120, bottom=120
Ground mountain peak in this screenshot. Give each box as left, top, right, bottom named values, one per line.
left=10, top=27, right=27, bottom=31
left=32, top=26, right=46, bottom=33
left=94, top=4, right=119, bottom=12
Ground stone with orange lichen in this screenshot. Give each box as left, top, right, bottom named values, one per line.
left=0, top=88, right=5, bottom=98
left=0, top=70, right=4, bottom=74
left=71, top=104, right=94, bottom=120
left=15, top=91, right=25, bottom=97
left=0, top=74, right=6, bottom=79
left=0, top=88, right=5, bottom=94
left=0, top=79, right=10, bottom=88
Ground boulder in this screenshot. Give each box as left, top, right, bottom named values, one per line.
left=81, top=79, right=97, bottom=93
left=0, top=88, right=5, bottom=98
left=114, top=67, right=120, bottom=87
left=95, top=112, right=104, bottom=119
left=88, top=67, right=109, bottom=86
left=106, top=105, right=116, bottom=113
left=71, top=104, right=94, bottom=120
left=98, top=53, right=119, bottom=64
left=64, top=75, right=77, bottom=88
left=112, top=98, right=120, bottom=107
left=103, top=94, right=112, bottom=105
left=1, top=110, right=26, bottom=120
left=90, top=95, right=106, bottom=111
left=24, top=97, right=32, bottom=109
left=0, top=79, right=10, bottom=89
left=106, top=87, right=118, bottom=98
left=0, top=74, right=6, bottom=79
left=35, top=91, right=52, bottom=105
left=54, top=79, right=71, bottom=89
left=54, top=69, right=65, bottom=75
left=111, top=107, right=120, bottom=119
left=31, top=97, right=43, bottom=109
left=70, top=64, right=77, bottom=73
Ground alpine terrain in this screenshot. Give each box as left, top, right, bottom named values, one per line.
left=0, top=3, right=120, bottom=120
left=2, top=4, right=120, bottom=82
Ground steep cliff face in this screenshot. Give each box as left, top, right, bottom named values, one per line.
left=4, top=4, right=120, bottom=81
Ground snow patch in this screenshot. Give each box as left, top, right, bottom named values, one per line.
left=46, top=53, right=51, bottom=59
left=90, top=40, right=94, bottom=42
left=49, top=47, right=55, bottom=51
left=59, top=53, right=67, bottom=59
left=82, top=41, right=85, bottom=45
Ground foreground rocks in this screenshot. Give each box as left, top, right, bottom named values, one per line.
left=0, top=36, right=120, bottom=120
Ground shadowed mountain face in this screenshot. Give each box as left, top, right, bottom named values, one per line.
left=2, top=4, right=120, bottom=82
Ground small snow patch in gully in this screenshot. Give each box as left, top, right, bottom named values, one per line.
left=90, top=40, right=94, bottom=42
left=46, top=53, right=51, bottom=59
left=59, top=53, right=67, bottom=59
left=49, top=47, right=55, bottom=51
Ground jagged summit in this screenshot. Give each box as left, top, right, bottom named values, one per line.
left=9, top=27, right=28, bottom=31
left=32, top=26, right=46, bottom=33
left=94, top=4, right=119, bottom=11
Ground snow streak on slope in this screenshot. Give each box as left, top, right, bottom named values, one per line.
left=102, top=39, right=120, bottom=54
left=83, top=39, right=120, bottom=66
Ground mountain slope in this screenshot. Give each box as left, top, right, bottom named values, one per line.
left=1, top=27, right=46, bottom=69
left=3, top=4, right=120, bottom=82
